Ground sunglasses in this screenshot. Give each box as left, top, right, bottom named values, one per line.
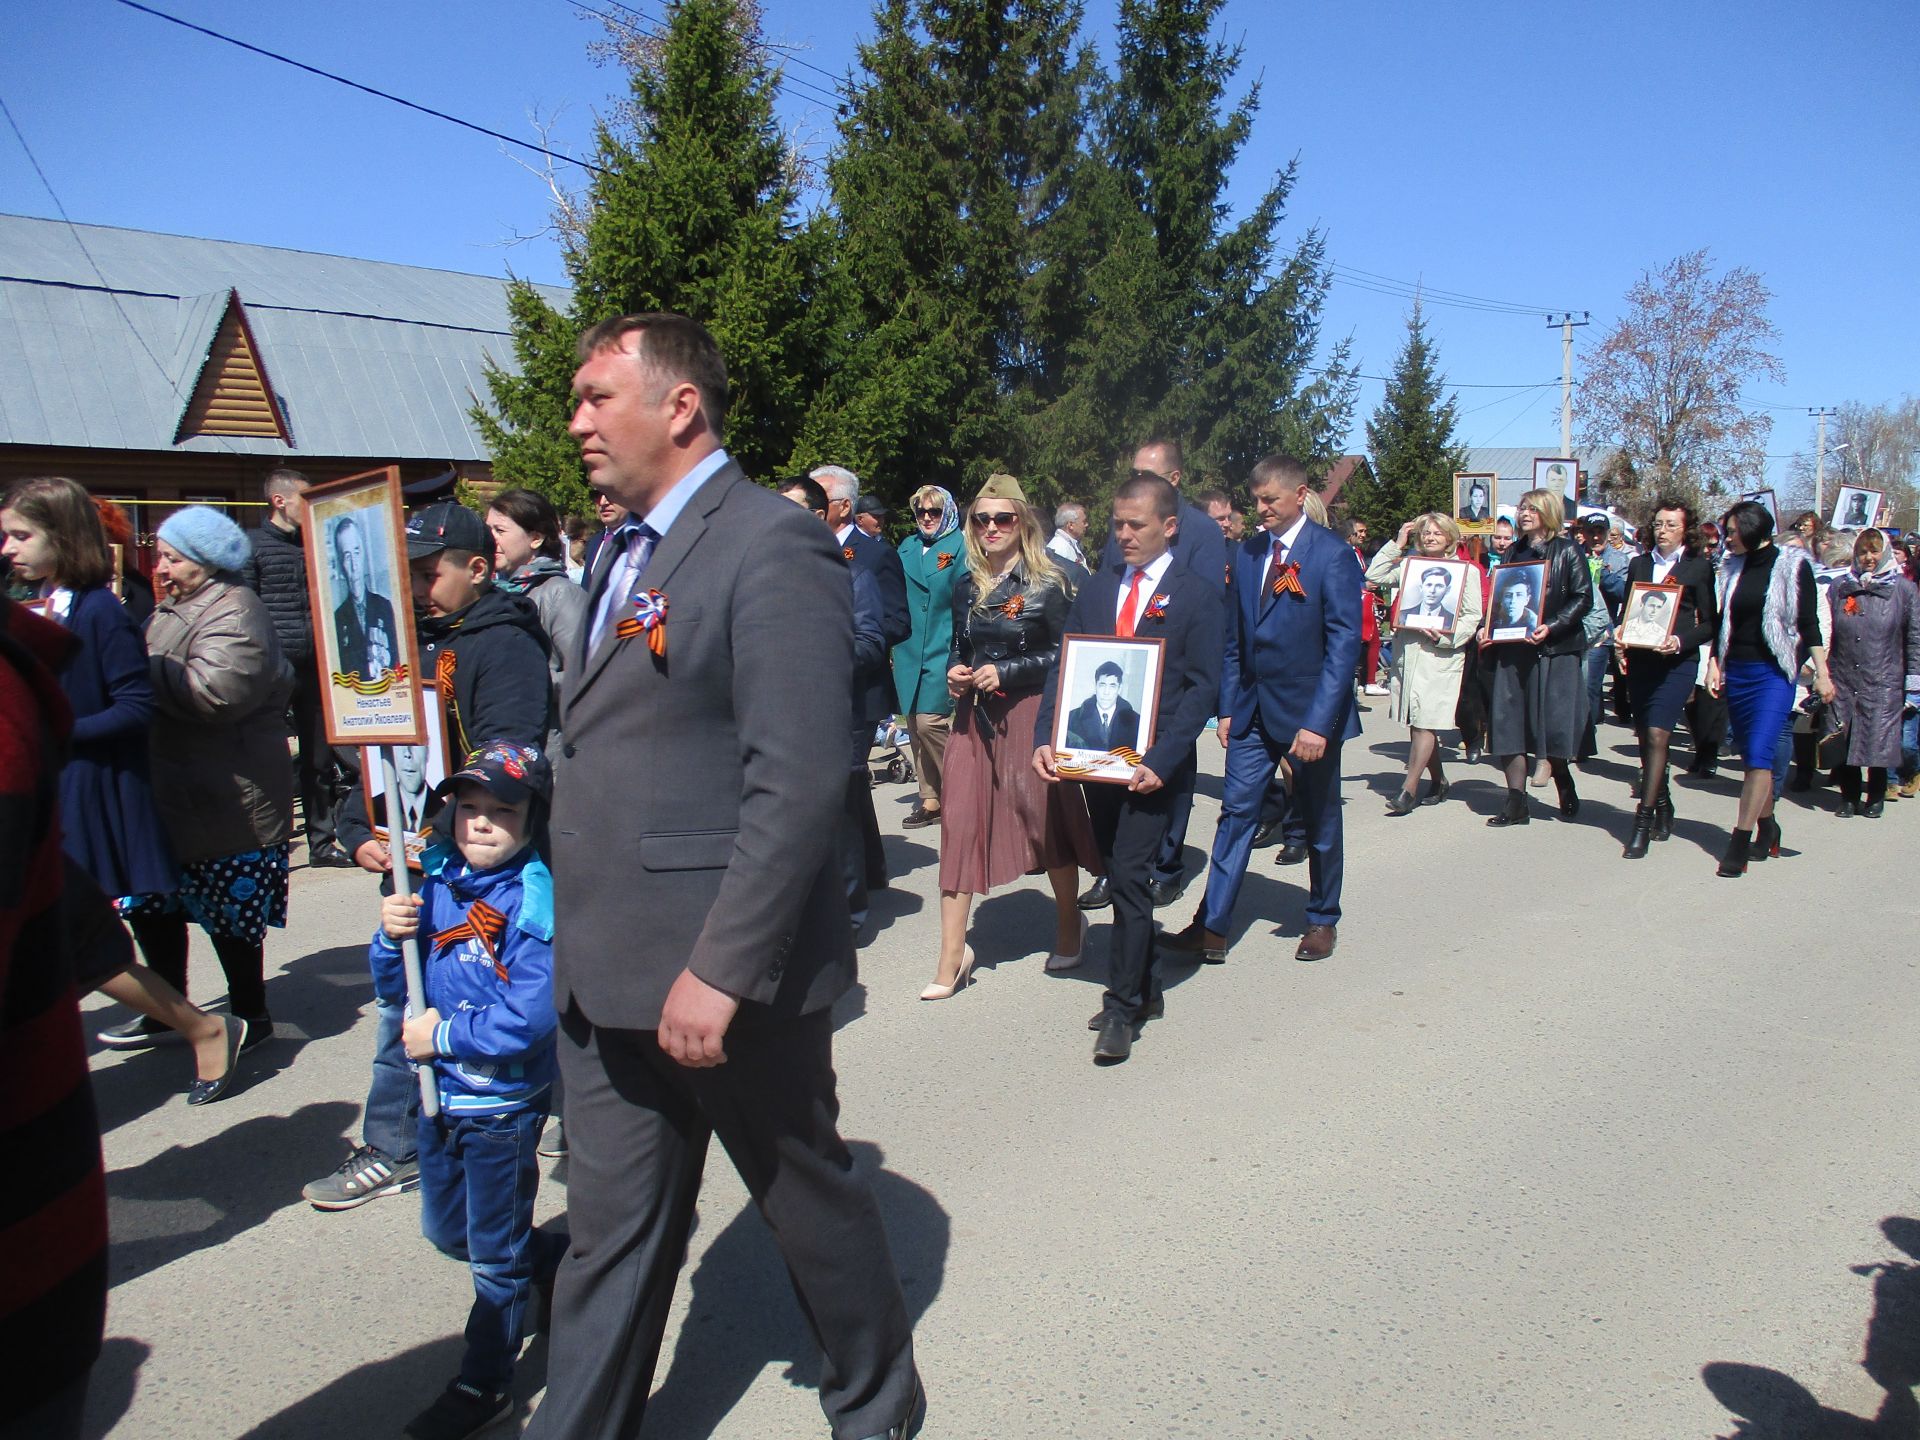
left=971, top=511, right=1019, bottom=529
left=1129, top=468, right=1166, bottom=482
left=913, top=506, right=945, bottom=518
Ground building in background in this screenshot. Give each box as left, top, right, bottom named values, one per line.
left=0, top=214, right=565, bottom=572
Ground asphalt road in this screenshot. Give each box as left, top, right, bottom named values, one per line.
left=79, top=708, right=1920, bottom=1439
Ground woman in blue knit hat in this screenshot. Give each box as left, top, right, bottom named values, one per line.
left=106, top=504, right=296, bottom=1053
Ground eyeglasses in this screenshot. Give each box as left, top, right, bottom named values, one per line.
left=971, top=511, right=1019, bottom=530
left=912, top=506, right=944, bottom=518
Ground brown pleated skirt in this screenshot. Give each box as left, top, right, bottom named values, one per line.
left=938, top=689, right=1103, bottom=895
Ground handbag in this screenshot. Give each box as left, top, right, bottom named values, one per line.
left=1809, top=699, right=1849, bottom=771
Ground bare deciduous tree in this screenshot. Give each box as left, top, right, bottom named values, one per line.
left=1576, top=249, right=1785, bottom=511
left=1781, top=397, right=1920, bottom=528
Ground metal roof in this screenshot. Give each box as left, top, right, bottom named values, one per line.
left=0, top=214, right=570, bottom=460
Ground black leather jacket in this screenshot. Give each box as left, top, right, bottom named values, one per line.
left=1506, top=534, right=1594, bottom=657
left=949, top=562, right=1071, bottom=695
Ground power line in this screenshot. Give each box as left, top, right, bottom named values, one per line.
left=0, top=92, right=234, bottom=445
left=567, top=0, right=850, bottom=111
left=591, top=0, right=854, bottom=91
left=113, top=0, right=609, bottom=175
left=1330, top=262, right=1573, bottom=317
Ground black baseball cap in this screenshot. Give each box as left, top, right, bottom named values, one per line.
left=854, top=494, right=889, bottom=518
left=435, top=741, right=554, bottom=807
left=406, top=501, right=491, bottom=559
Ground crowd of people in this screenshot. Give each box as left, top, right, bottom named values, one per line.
left=5, top=308, right=1918, bottom=1440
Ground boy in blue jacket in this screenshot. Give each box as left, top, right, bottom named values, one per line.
left=369, top=739, right=561, bottom=1440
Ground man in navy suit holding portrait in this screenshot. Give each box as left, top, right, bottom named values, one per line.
left=1164, top=452, right=1363, bottom=965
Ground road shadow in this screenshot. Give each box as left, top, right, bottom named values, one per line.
left=830, top=981, right=868, bottom=1033
left=105, top=1100, right=357, bottom=1288
left=79, top=1336, right=148, bottom=1440
left=880, top=836, right=936, bottom=884
left=858, top=882, right=925, bottom=944
left=639, top=1140, right=948, bottom=1439
left=1703, top=1216, right=1920, bottom=1438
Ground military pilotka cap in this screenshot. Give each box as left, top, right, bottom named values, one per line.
left=405, top=501, right=491, bottom=559
left=974, top=473, right=1026, bottom=506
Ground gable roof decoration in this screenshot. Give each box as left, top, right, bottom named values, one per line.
left=173, top=289, right=291, bottom=444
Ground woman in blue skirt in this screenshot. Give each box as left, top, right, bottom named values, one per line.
left=1706, top=500, right=1828, bottom=876
left=1616, top=500, right=1718, bottom=858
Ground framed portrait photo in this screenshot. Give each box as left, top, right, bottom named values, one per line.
left=1532, top=456, right=1579, bottom=503
left=1831, top=485, right=1883, bottom=531
left=1486, top=560, right=1546, bottom=642
left=1618, top=582, right=1683, bottom=650
left=302, top=466, right=426, bottom=746
left=1741, top=489, right=1778, bottom=527
left=1393, top=556, right=1470, bottom=635
left=1453, top=472, right=1497, bottom=534
left=1050, top=634, right=1164, bottom=784
left=360, top=685, right=450, bottom=870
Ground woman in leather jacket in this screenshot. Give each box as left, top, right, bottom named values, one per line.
left=923, top=474, right=1100, bottom=999
left=1481, top=487, right=1594, bottom=825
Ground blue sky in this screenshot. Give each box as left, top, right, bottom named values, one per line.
left=3, top=0, right=1915, bottom=488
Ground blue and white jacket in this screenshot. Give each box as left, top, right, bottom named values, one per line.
left=369, top=842, right=557, bottom=1116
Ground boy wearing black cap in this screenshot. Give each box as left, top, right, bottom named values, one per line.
left=309, top=500, right=554, bottom=1213
left=371, top=739, right=563, bottom=1440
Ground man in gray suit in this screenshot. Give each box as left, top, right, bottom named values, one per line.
left=530, top=314, right=923, bottom=1440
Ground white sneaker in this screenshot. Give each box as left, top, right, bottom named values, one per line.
left=1363, top=684, right=1390, bottom=696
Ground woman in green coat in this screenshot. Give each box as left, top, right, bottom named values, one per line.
left=893, top=485, right=966, bottom=828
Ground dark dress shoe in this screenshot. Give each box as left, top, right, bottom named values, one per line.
left=1145, top=873, right=1187, bottom=908
left=1486, top=790, right=1529, bottom=827
left=307, top=844, right=355, bottom=869
left=1077, top=876, right=1111, bottom=910
left=1419, top=777, right=1451, bottom=806
left=1553, top=769, right=1580, bottom=818
left=1836, top=801, right=1857, bottom=818
left=1089, top=995, right=1164, bottom=1029
left=1093, top=1015, right=1132, bottom=1063
left=187, top=1016, right=248, bottom=1107
left=1863, top=799, right=1886, bottom=818
left=1159, top=921, right=1227, bottom=964
left=1251, top=819, right=1280, bottom=847
left=856, top=1373, right=926, bottom=1440
left=98, top=1014, right=184, bottom=1049
left=1275, top=843, right=1307, bottom=865
left=1384, top=789, right=1417, bottom=816
left=1295, top=924, right=1336, bottom=962
left=900, top=805, right=939, bottom=830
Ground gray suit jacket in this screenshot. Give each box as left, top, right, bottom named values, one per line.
left=550, top=459, right=856, bottom=1028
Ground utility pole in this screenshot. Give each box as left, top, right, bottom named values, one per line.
left=1810, top=407, right=1835, bottom=519
left=1547, top=312, right=1590, bottom=497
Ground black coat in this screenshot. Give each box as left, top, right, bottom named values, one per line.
left=1623, top=551, right=1717, bottom=654
left=337, top=585, right=552, bottom=858
left=241, top=519, right=314, bottom=662
left=949, top=563, right=1071, bottom=695
left=1504, top=534, right=1594, bottom=656
left=845, top=525, right=909, bottom=649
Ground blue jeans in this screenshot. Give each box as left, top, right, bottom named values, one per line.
left=418, top=1106, right=549, bottom=1390
left=364, top=997, right=421, bottom=1163
left=1901, top=706, right=1919, bottom=784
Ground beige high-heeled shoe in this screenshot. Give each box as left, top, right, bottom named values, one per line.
left=920, top=945, right=976, bottom=1001
left=1045, top=913, right=1089, bottom=972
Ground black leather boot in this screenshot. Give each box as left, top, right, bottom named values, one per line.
left=1753, top=814, right=1781, bottom=859
left=1552, top=765, right=1580, bottom=818
left=1622, top=805, right=1653, bottom=859
left=1717, top=828, right=1751, bottom=877
left=1486, top=788, right=1530, bottom=827
left=1652, top=778, right=1674, bottom=841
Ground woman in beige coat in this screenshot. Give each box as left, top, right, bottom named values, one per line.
left=1366, top=512, right=1485, bottom=814
left=118, top=506, right=295, bottom=1044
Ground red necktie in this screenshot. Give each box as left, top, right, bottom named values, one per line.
left=1117, top=568, right=1145, bottom=637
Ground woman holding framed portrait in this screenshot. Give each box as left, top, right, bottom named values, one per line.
left=1707, top=499, right=1827, bottom=875
left=1364, top=514, right=1484, bottom=814
left=1820, top=528, right=1920, bottom=818
left=1615, top=500, right=1718, bottom=858
left=923, top=474, right=1100, bottom=1000
left=1481, top=488, right=1594, bottom=826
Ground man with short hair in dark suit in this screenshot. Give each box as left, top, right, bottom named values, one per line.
left=1065, top=660, right=1142, bottom=752
left=1037, top=472, right=1223, bottom=1063
left=1164, top=452, right=1363, bottom=965
left=531, top=313, right=922, bottom=1440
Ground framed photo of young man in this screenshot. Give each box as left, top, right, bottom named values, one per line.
left=1533, top=457, right=1580, bottom=504
left=1832, top=485, right=1883, bottom=531
left=1742, top=489, right=1778, bottom=526
left=302, top=466, right=425, bottom=746
left=1486, top=560, right=1546, bottom=642
left=1393, top=557, right=1471, bottom=634
left=360, top=685, right=450, bottom=870
left=1618, top=583, right=1683, bottom=650
left=1453, top=472, right=1497, bottom=533
left=1049, top=634, right=1163, bottom=783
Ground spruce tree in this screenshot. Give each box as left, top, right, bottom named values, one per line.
left=1347, top=303, right=1467, bottom=536
left=476, top=0, right=818, bottom=516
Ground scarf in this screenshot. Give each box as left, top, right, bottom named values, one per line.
left=916, top=487, right=960, bottom=546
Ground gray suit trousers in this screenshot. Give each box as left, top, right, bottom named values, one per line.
left=529, top=1003, right=917, bottom=1440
